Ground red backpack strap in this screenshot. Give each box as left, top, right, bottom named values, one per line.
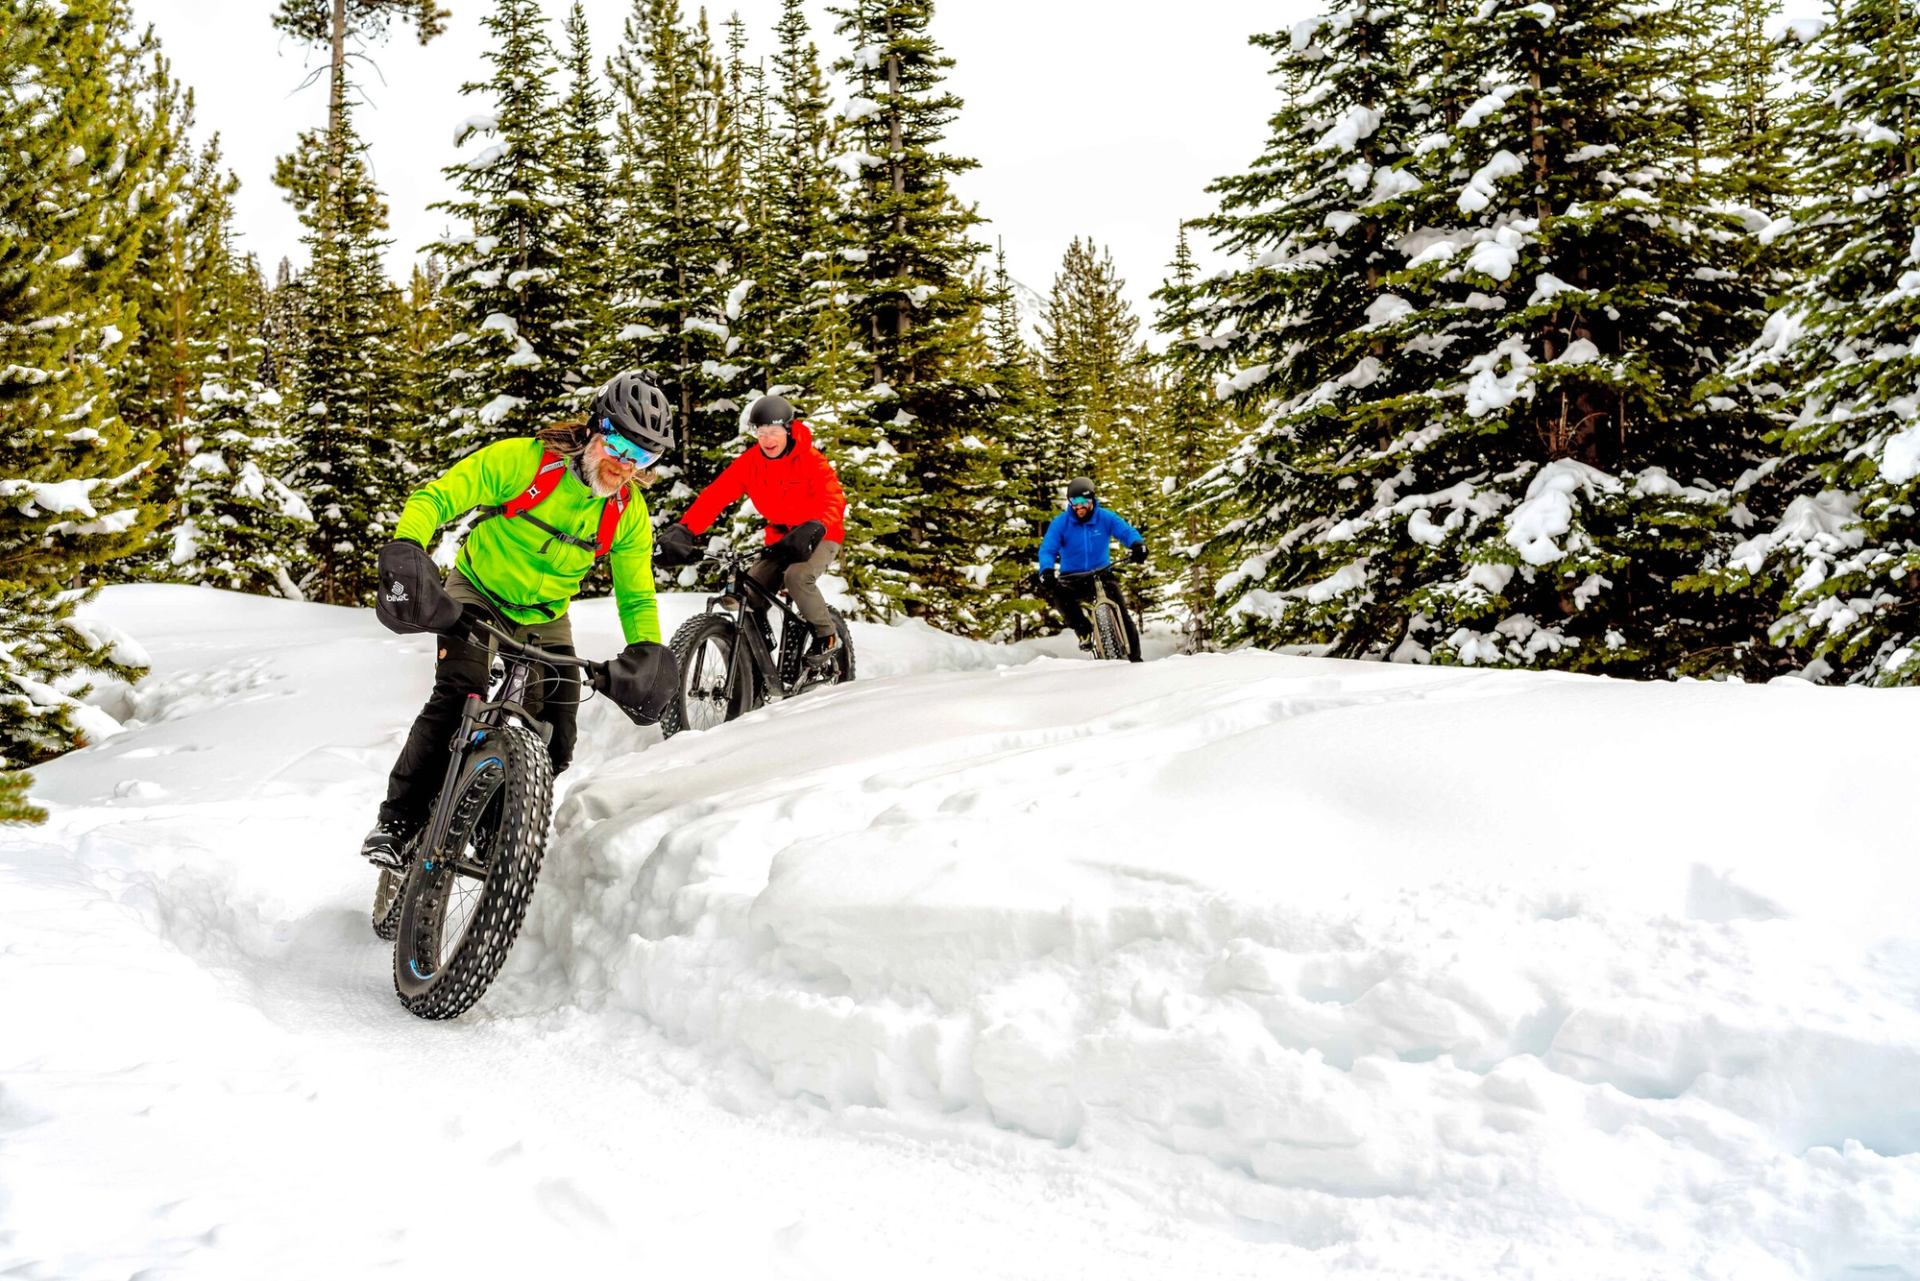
left=502, top=451, right=570, bottom=518
left=596, top=486, right=630, bottom=558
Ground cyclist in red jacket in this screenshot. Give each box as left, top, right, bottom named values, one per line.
left=655, top=395, right=850, bottom=665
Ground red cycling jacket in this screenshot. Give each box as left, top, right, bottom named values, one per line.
left=681, top=419, right=848, bottom=545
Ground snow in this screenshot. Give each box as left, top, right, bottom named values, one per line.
left=454, top=112, right=498, bottom=145
left=1362, top=294, right=1413, bottom=329
left=1311, top=104, right=1381, bottom=154
left=477, top=393, right=525, bottom=426
left=5, top=586, right=1920, bottom=1280
left=1505, top=458, right=1620, bottom=566
left=1459, top=150, right=1525, bottom=214
left=1880, top=424, right=1920, bottom=484
left=1553, top=338, right=1601, bottom=365
left=1362, top=166, right=1421, bottom=208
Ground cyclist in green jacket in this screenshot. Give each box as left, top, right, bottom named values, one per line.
left=360, top=372, right=674, bottom=868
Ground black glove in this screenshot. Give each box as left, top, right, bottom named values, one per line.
left=1129, top=542, right=1147, bottom=564
left=653, top=522, right=700, bottom=566
left=1038, top=568, right=1057, bottom=589
left=591, top=642, right=679, bottom=726
left=769, top=519, right=826, bottom=567
left=374, top=541, right=462, bottom=636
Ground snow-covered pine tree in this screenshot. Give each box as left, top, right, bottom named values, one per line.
left=720, top=12, right=780, bottom=393
left=829, top=0, right=993, bottom=626
left=117, top=73, right=194, bottom=513
left=1, top=0, right=168, bottom=780
left=1036, top=237, right=1159, bottom=536
left=1152, top=226, right=1243, bottom=650
left=1704, top=0, right=1920, bottom=683
left=426, top=0, right=575, bottom=456
left=1661, top=0, right=1807, bottom=677
left=798, top=251, right=908, bottom=616
left=1195, top=0, right=1772, bottom=673
left=606, top=0, right=740, bottom=484
left=1391, top=0, right=1774, bottom=675
left=1184, top=2, right=1442, bottom=659
left=158, top=140, right=312, bottom=596
left=977, top=244, right=1052, bottom=639
left=276, top=103, right=406, bottom=603
left=763, top=0, right=845, bottom=387
left=551, top=2, right=614, bottom=406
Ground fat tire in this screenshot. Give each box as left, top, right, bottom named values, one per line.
left=392, top=723, right=552, bottom=1020
left=1093, top=600, right=1128, bottom=662
left=660, top=612, right=744, bottom=737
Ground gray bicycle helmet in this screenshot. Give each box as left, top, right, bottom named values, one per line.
left=746, top=394, right=796, bottom=428
left=591, top=372, right=674, bottom=459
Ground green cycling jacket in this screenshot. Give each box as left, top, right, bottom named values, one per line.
left=394, top=438, right=661, bottom=645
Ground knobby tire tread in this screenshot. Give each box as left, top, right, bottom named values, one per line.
left=392, top=723, right=553, bottom=1020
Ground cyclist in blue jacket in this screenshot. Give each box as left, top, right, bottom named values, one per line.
left=1037, top=476, right=1145, bottom=661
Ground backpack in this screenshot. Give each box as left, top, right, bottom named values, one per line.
left=478, top=450, right=629, bottom=557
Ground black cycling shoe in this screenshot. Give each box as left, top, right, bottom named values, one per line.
left=803, top=631, right=842, bottom=668
left=1074, top=633, right=1094, bottom=654
left=360, top=824, right=412, bottom=870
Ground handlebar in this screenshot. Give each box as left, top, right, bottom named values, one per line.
left=465, top=616, right=599, bottom=675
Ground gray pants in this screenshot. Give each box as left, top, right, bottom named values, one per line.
left=748, top=539, right=840, bottom=635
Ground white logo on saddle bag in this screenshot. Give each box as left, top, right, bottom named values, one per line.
left=386, top=581, right=409, bottom=603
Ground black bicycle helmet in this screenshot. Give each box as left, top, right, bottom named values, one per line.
left=1066, top=477, right=1097, bottom=504
left=591, top=371, right=674, bottom=457
left=746, top=394, right=795, bottom=429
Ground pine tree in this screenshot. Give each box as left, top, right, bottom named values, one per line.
left=156, top=140, right=313, bottom=596
left=1037, top=237, right=1158, bottom=523
left=798, top=252, right=907, bottom=615
left=605, top=1, right=743, bottom=487
left=1195, top=0, right=1772, bottom=674
left=829, top=0, right=993, bottom=626
left=1, top=0, right=171, bottom=786
left=763, top=0, right=844, bottom=386
left=1185, top=1, right=1440, bottom=660
left=1706, top=0, right=1920, bottom=683
left=426, top=0, right=575, bottom=456
left=276, top=103, right=407, bottom=603
left=552, top=2, right=614, bottom=404
left=977, top=244, right=1051, bottom=638
left=1153, top=226, right=1241, bottom=650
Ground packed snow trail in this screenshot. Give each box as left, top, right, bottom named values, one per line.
left=3, top=585, right=1918, bottom=1280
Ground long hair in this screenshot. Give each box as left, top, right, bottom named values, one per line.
left=536, top=418, right=659, bottom=489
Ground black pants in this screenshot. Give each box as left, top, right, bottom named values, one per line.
left=378, top=582, right=580, bottom=832
left=1044, top=569, right=1143, bottom=662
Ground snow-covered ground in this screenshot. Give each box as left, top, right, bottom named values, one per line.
left=4, top=584, right=1918, bottom=1280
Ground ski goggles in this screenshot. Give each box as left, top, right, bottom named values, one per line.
left=1067, top=495, right=1095, bottom=510
left=599, top=420, right=663, bottom=468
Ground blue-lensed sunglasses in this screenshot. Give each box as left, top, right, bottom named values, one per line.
left=600, top=418, right=663, bottom=468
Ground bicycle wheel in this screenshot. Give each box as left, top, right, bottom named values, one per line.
left=661, top=612, right=743, bottom=737
left=1093, top=600, right=1129, bottom=662
left=392, top=723, right=553, bottom=1020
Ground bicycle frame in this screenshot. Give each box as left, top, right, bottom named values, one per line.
left=1059, top=567, right=1134, bottom=661
left=416, top=617, right=593, bottom=878
left=702, top=551, right=819, bottom=702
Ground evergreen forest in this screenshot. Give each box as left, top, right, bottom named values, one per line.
left=3, top=0, right=1918, bottom=821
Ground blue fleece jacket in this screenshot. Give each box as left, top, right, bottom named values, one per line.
left=1038, top=505, right=1143, bottom=574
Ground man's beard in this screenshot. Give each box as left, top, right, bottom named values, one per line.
left=574, top=453, right=630, bottom=499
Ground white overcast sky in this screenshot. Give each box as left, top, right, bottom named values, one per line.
left=127, top=0, right=1310, bottom=328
